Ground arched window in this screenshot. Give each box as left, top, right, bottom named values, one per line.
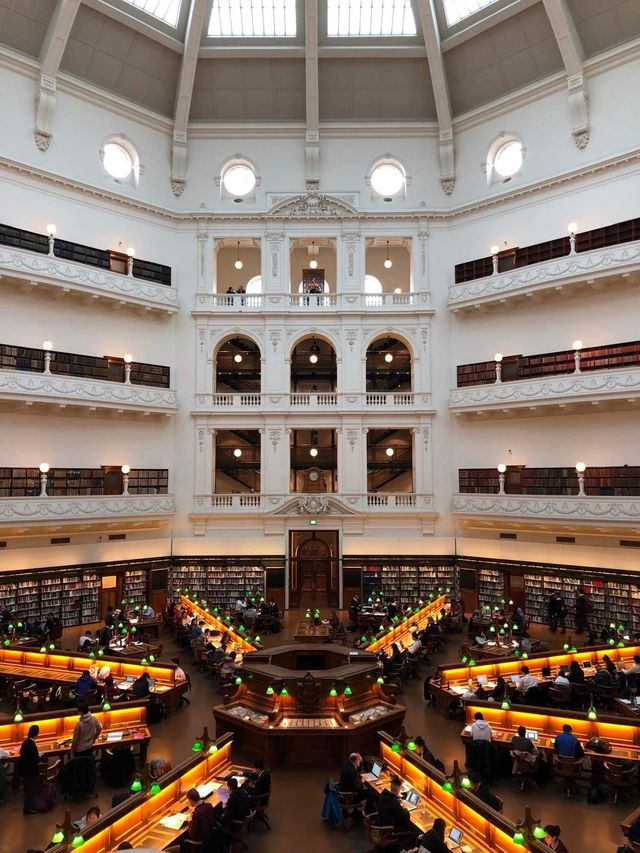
left=364, top=275, right=382, bottom=293
left=368, top=156, right=409, bottom=201
left=486, top=134, right=524, bottom=185
left=245, top=275, right=262, bottom=294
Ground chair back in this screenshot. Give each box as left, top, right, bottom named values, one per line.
left=364, top=812, right=395, bottom=845
left=554, top=755, right=582, bottom=778
left=604, top=761, right=636, bottom=785
left=514, top=754, right=537, bottom=775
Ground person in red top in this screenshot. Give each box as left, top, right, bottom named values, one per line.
left=166, top=789, right=218, bottom=853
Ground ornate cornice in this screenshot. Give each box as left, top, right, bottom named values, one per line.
left=192, top=493, right=436, bottom=517
left=267, top=191, right=359, bottom=218
left=0, top=494, right=176, bottom=523
left=193, top=291, right=433, bottom=314
left=448, top=241, right=640, bottom=309
left=449, top=367, right=640, bottom=412
left=451, top=494, right=640, bottom=523
left=0, top=246, right=179, bottom=313
left=0, top=370, right=177, bottom=413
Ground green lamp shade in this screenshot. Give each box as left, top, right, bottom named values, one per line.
left=71, top=834, right=85, bottom=848
left=131, top=627, right=137, bottom=634
left=489, top=626, right=496, bottom=633
left=503, top=623, right=509, bottom=630
left=533, top=825, right=546, bottom=839
left=118, top=623, right=124, bottom=629
left=7, top=624, right=12, bottom=631
left=140, top=657, right=148, bottom=665
left=469, top=659, right=476, bottom=666
left=618, top=641, right=625, bottom=647
left=49, top=643, right=55, bottom=650
left=3, top=640, right=10, bottom=647
left=149, top=655, right=155, bottom=662
left=522, top=653, right=528, bottom=660
left=501, top=699, right=511, bottom=710
left=102, top=700, right=111, bottom=711
left=266, top=686, right=275, bottom=695
left=391, top=743, right=401, bottom=753
left=280, top=687, right=288, bottom=696
left=460, top=776, right=472, bottom=789
left=98, top=649, right=104, bottom=656
left=344, top=686, right=352, bottom=696
left=619, top=624, right=625, bottom=631
left=499, top=629, right=506, bottom=636
left=571, top=646, right=578, bottom=652
left=14, top=710, right=24, bottom=722
left=368, top=597, right=373, bottom=603
left=441, top=781, right=454, bottom=793
left=513, top=831, right=525, bottom=845
left=588, top=707, right=597, bottom=720
left=360, top=635, right=367, bottom=642
left=329, top=687, right=338, bottom=697
left=461, top=656, right=468, bottom=664
left=192, top=740, right=203, bottom=753
left=129, top=598, right=134, bottom=604
left=150, top=782, right=162, bottom=795
left=376, top=677, right=384, bottom=685
left=378, top=625, right=384, bottom=632
left=40, top=646, right=47, bottom=653
left=255, top=636, right=261, bottom=643
left=209, top=744, right=218, bottom=754
left=130, top=778, right=143, bottom=791
left=121, top=599, right=127, bottom=605
left=213, top=607, right=219, bottom=613
left=51, top=829, right=65, bottom=844
left=88, top=651, right=95, bottom=658
left=514, top=650, right=520, bottom=657
left=407, top=741, right=416, bottom=751
left=234, top=676, right=242, bottom=685
left=610, top=622, right=616, bottom=629
left=563, top=642, right=569, bottom=650
left=406, top=607, right=412, bottom=613
left=239, top=625, right=245, bottom=632
left=609, top=639, right=616, bottom=645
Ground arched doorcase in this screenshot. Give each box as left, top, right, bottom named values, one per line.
left=288, top=529, right=339, bottom=609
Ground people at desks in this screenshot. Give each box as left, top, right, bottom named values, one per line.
left=516, top=666, right=538, bottom=693
left=78, top=630, right=95, bottom=651
left=469, top=773, right=502, bottom=811
left=350, top=593, right=361, bottom=612
left=73, top=805, right=101, bottom=831
left=165, top=788, right=218, bottom=853
left=621, top=655, right=640, bottom=676
left=413, top=736, right=445, bottom=773
left=474, top=631, right=488, bottom=647
left=245, top=756, right=271, bottom=797
left=555, top=668, right=571, bottom=687
left=172, top=658, right=188, bottom=683
left=567, top=660, right=585, bottom=684
left=76, top=669, right=98, bottom=701
left=376, top=774, right=421, bottom=849
left=131, top=671, right=155, bottom=699
left=470, top=712, right=493, bottom=741
left=339, top=752, right=367, bottom=804
left=418, top=816, right=453, bottom=853
left=141, top=603, right=155, bottom=619
left=555, top=724, right=584, bottom=759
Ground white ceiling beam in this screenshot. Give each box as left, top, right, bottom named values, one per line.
left=170, top=0, right=209, bottom=196
left=305, top=0, right=320, bottom=188
left=414, top=0, right=455, bottom=194
left=34, top=0, right=82, bottom=150
left=542, top=0, right=589, bottom=148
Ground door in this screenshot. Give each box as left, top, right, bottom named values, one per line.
left=289, top=530, right=339, bottom=609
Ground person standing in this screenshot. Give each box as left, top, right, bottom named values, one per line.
left=574, top=587, right=592, bottom=634
left=19, top=725, right=41, bottom=815
left=71, top=704, right=102, bottom=758
left=548, top=593, right=559, bottom=633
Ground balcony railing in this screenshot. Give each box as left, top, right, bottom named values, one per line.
left=451, top=493, right=640, bottom=524
left=194, top=391, right=431, bottom=412
left=193, top=492, right=435, bottom=515
left=0, top=493, right=176, bottom=525
left=194, top=291, right=432, bottom=313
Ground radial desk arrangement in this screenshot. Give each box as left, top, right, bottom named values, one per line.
left=179, top=593, right=261, bottom=652
left=361, top=593, right=449, bottom=655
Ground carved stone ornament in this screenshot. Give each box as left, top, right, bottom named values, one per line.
left=171, top=180, right=185, bottom=197
left=268, top=192, right=358, bottom=218
left=573, top=131, right=590, bottom=150
left=269, top=429, right=281, bottom=451
left=34, top=133, right=51, bottom=151
left=296, top=496, right=329, bottom=515
left=0, top=495, right=175, bottom=521
left=269, top=330, right=281, bottom=352
left=451, top=494, right=640, bottom=521
left=346, top=429, right=359, bottom=450
left=345, top=329, right=358, bottom=352
left=441, top=179, right=455, bottom=195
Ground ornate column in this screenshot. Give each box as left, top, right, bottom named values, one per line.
left=195, top=323, right=210, bottom=396
left=194, top=425, right=214, bottom=496
left=338, top=228, right=363, bottom=294
left=411, top=226, right=429, bottom=294
left=261, top=425, right=289, bottom=498
left=195, top=232, right=214, bottom=293
left=413, top=423, right=433, bottom=496
left=263, top=231, right=287, bottom=295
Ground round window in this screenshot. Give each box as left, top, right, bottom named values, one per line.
left=103, top=142, right=133, bottom=179
left=370, top=162, right=405, bottom=196
left=223, top=164, right=256, bottom=196
left=493, top=141, right=523, bottom=178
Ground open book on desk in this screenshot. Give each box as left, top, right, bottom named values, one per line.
left=159, top=812, right=189, bottom=830
left=196, top=782, right=221, bottom=798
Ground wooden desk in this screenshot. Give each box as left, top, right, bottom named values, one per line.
left=180, top=594, right=259, bottom=653
left=108, top=641, right=162, bottom=659
left=429, top=644, right=640, bottom=717
left=372, top=732, right=547, bottom=853
left=460, top=701, right=640, bottom=779
left=47, top=733, right=238, bottom=853
left=0, top=701, right=150, bottom=770
left=468, top=642, right=519, bottom=660
left=293, top=620, right=331, bottom=643
left=128, top=616, right=162, bottom=638
left=614, top=698, right=640, bottom=719
left=0, top=646, right=186, bottom=715
left=364, top=595, right=449, bottom=656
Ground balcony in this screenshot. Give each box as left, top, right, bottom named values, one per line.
left=0, top=493, right=176, bottom=529
left=447, top=239, right=640, bottom=312
left=192, top=492, right=435, bottom=516
left=0, top=370, right=178, bottom=415
left=193, top=291, right=432, bottom=314
left=0, top=245, right=179, bottom=315
left=193, top=391, right=432, bottom=414
left=451, top=493, right=640, bottom=528
left=449, top=366, right=640, bottom=416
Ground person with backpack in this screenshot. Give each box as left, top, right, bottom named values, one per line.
left=72, top=704, right=102, bottom=758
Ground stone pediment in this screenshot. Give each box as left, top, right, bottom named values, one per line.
left=270, top=495, right=360, bottom=516
left=267, top=192, right=358, bottom=218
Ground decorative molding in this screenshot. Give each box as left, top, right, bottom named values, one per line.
left=346, top=429, right=359, bottom=450
left=171, top=179, right=185, bottom=197
left=441, top=179, right=455, bottom=195
left=448, top=241, right=640, bottom=310
left=0, top=246, right=179, bottom=313
left=0, top=494, right=176, bottom=524
left=269, top=330, right=281, bottom=352
left=296, top=496, right=329, bottom=515
left=193, top=291, right=433, bottom=315
left=451, top=494, right=640, bottom=523
left=449, top=367, right=640, bottom=413
left=345, top=328, right=358, bottom=353
left=268, top=191, right=359, bottom=218
left=268, top=429, right=281, bottom=451
left=192, top=492, right=437, bottom=518
left=192, top=391, right=434, bottom=414
left=0, top=370, right=177, bottom=413
left=34, top=132, right=51, bottom=151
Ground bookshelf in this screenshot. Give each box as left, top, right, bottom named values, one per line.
left=478, top=568, right=506, bottom=611
left=171, top=562, right=266, bottom=610
left=361, top=563, right=455, bottom=608
left=0, top=467, right=168, bottom=497
left=0, top=223, right=48, bottom=254
left=458, top=466, right=640, bottom=497
left=122, top=569, right=147, bottom=607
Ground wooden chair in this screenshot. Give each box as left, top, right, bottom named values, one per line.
left=363, top=811, right=400, bottom=852
left=40, top=757, right=62, bottom=784
left=249, top=791, right=271, bottom=830
left=337, top=789, right=363, bottom=826
left=512, top=753, right=539, bottom=791
left=553, top=755, right=584, bottom=798
left=604, top=760, right=637, bottom=803
left=548, top=685, right=571, bottom=708
left=570, top=682, right=589, bottom=710
left=225, top=812, right=254, bottom=850
left=594, top=683, right=618, bottom=709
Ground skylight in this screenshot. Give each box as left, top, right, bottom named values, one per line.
left=327, top=0, right=417, bottom=37
left=442, top=0, right=500, bottom=27
left=122, top=0, right=182, bottom=28
left=208, top=0, right=297, bottom=37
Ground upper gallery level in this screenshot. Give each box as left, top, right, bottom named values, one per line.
left=448, top=217, right=640, bottom=312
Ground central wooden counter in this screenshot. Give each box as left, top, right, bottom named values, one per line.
left=213, top=643, right=404, bottom=767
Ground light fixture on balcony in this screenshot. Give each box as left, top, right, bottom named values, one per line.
left=384, top=240, right=393, bottom=269
left=494, top=352, right=503, bottom=384
left=309, top=447, right=318, bottom=457
left=234, top=353, right=243, bottom=363
left=490, top=245, right=500, bottom=275
left=234, top=241, right=243, bottom=270
left=121, top=464, right=130, bottom=496
left=384, top=352, right=393, bottom=363
left=46, top=224, right=57, bottom=256
left=233, top=448, right=242, bottom=458
left=576, top=461, right=586, bottom=496
left=394, top=287, right=402, bottom=294
left=42, top=340, right=53, bottom=374
left=126, top=246, right=135, bottom=276
left=309, top=339, right=320, bottom=364
left=385, top=448, right=395, bottom=457
left=497, top=463, right=506, bottom=495
left=573, top=340, right=583, bottom=373
left=39, top=463, right=50, bottom=497
left=568, top=222, right=578, bottom=255
left=123, top=353, right=133, bottom=384
left=308, top=241, right=318, bottom=269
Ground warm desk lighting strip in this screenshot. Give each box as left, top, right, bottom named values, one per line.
left=48, top=732, right=234, bottom=853
left=437, top=643, right=640, bottom=687
left=463, top=702, right=640, bottom=750
left=180, top=594, right=259, bottom=653
left=378, top=732, right=547, bottom=852
left=0, top=645, right=177, bottom=688
left=366, top=594, right=448, bottom=654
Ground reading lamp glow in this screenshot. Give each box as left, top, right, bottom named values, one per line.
left=384, top=240, right=393, bottom=269
left=234, top=241, right=243, bottom=270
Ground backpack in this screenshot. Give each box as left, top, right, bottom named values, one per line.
left=32, top=780, right=57, bottom=813
left=586, top=737, right=611, bottom=754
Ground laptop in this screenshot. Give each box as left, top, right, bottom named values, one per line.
left=525, top=729, right=538, bottom=741
left=477, top=675, right=487, bottom=685
left=447, top=827, right=464, bottom=850
left=403, top=789, right=420, bottom=811
left=126, top=675, right=135, bottom=683
left=510, top=675, right=520, bottom=683
left=361, top=761, right=383, bottom=783
left=582, top=660, right=593, bottom=669
left=634, top=697, right=640, bottom=708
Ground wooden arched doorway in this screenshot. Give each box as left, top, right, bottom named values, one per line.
left=289, top=530, right=339, bottom=608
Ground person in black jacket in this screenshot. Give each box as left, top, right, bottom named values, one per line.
left=377, top=776, right=420, bottom=849
left=247, top=757, right=271, bottom=797
left=20, top=725, right=42, bottom=815
left=420, top=817, right=449, bottom=853
left=339, top=752, right=365, bottom=796
left=225, top=777, right=251, bottom=824
left=131, top=672, right=152, bottom=699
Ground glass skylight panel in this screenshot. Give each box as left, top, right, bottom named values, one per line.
left=208, top=0, right=297, bottom=37
left=327, top=0, right=417, bottom=37
left=442, top=0, right=500, bottom=27
left=122, top=0, right=182, bottom=28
